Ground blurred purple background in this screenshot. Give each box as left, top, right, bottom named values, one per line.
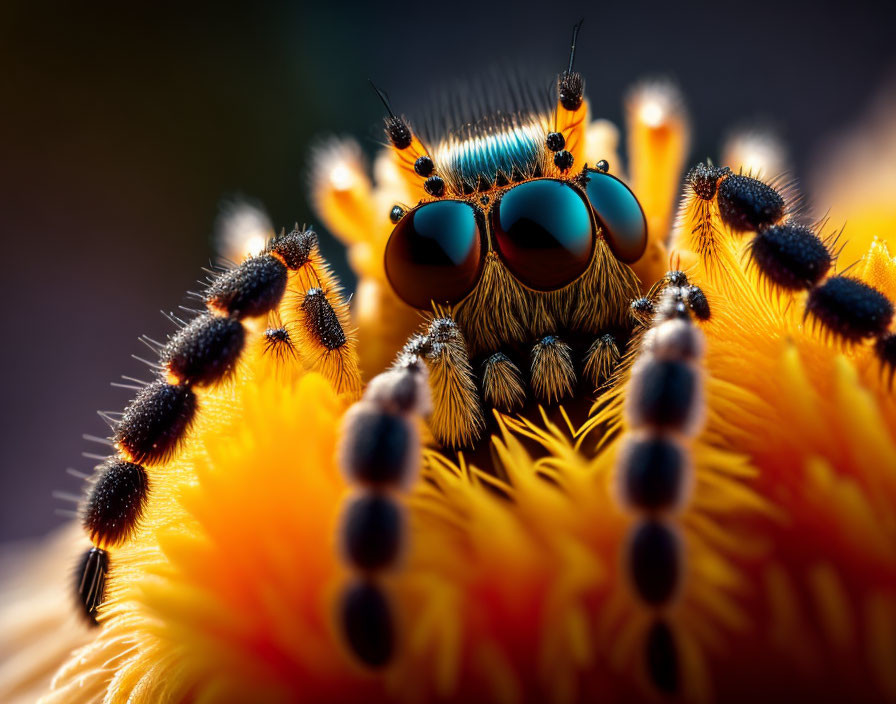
left=1, top=0, right=894, bottom=542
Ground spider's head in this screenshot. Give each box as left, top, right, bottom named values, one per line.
left=376, top=22, right=648, bottom=358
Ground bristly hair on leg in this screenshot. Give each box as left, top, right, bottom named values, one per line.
left=677, top=163, right=731, bottom=272
left=482, top=352, right=526, bottom=412
left=530, top=335, right=576, bottom=404
left=583, top=334, right=621, bottom=389
left=423, top=317, right=484, bottom=448
left=280, top=232, right=361, bottom=397
left=263, top=323, right=297, bottom=363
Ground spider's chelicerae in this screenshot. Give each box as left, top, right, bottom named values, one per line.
left=64, top=23, right=896, bottom=703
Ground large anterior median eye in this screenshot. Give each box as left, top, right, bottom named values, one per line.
left=384, top=200, right=483, bottom=309
left=492, top=179, right=594, bottom=291
left=581, top=169, right=648, bottom=263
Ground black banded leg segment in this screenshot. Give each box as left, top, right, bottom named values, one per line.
left=295, top=283, right=360, bottom=395
left=204, top=252, right=289, bottom=319
left=339, top=579, right=395, bottom=668
left=337, top=345, right=431, bottom=667
left=301, top=288, right=347, bottom=350
left=748, top=223, right=832, bottom=292
left=341, top=494, right=403, bottom=571
left=627, top=357, right=700, bottom=435
left=645, top=619, right=679, bottom=695
left=114, top=380, right=197, bottom=465
left=82, top=459, right=149, bottom=548
left=618, top=434, right=686, bottom=513
left=716, top=173, right=785, bottom=232
left=76, top=547, right=108, bottom=624
left=806, top=276, right=894, bottom=343
left=161, top=314, right=246, bottom=386
left=340, top=405, right=417, bottom=487
left=627, top=519, right=682, bottom=606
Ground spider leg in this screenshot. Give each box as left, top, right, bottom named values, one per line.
left=647, top=270, right=712, bottom=322
left=630, top=296, right=656, bottom=328
left=583, top=333, right=621, bottom=389
left=336, top=339, right=431, bottom=668
left=76, top=548, right=109, bottom=623
left=616, top=285, right=707, bottom=695
left=635, top=272, right=711, bottom=337
left=481, top=352, right=526, bottom=413
left=680, top=165, right=894, bottom=366
left=278, top=234, right=361, bottom=398
left=424, top=317, right=484, bottom=449
left=73, top=227, right=327, bottom=622
left=291, top=286, right=360, bottom=397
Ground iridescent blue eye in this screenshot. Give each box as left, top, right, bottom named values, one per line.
left=492, top=179, right=594, bottom=291
left=384, top=200, right=483, bottom=309
left=581, top=170, right=648, bottom=263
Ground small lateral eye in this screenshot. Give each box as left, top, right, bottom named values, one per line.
left=384, top=200, right=483, bottom=309
left=492, top=179, right=594, bottom=291
left=582, top=170, right=648, bottom=263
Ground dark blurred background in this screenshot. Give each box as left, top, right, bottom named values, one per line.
left=1, top=0, right=894, bottom=542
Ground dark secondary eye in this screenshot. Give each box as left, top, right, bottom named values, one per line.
left=581, top=170, right=648, bottom=263
left=384, top=200, right=483, bottom=309
left=492, top=179, right=594, bottom=291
